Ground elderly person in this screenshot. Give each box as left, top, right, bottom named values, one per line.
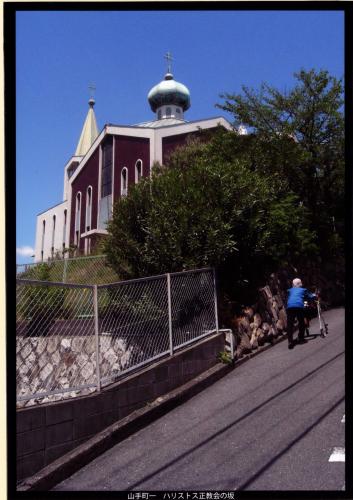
left=286, top=278, right=316, bottom=349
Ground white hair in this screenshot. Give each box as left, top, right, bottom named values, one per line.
left=292, top=278, right=302, bottom=288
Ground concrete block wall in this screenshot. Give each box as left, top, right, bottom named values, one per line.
left=17, top=331, right=225, bottom=482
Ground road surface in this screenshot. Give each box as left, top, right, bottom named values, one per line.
left=54, top=307, right=345, bottom=491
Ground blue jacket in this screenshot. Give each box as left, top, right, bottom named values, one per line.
left=287, top=287, right=316, bottom=309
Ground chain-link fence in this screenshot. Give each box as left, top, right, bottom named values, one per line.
left=16, top=255, right=120, bottom=285
left=16, top=268, right=218, bottom=406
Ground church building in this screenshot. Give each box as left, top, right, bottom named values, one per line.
left=34, top=57, right=233, bottom=262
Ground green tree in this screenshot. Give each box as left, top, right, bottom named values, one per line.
left=104, top=134, right=316, bottom=303
left=217, top=69, right=344, bottom=258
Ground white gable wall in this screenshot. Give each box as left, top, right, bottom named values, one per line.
left=34, top=201, right=68, bottom=263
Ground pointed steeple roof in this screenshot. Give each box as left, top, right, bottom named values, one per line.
left=75, top=97, right=99, bottom=156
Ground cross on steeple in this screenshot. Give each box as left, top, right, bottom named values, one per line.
left=164, top=51, right=173, bottom=74
left=88, top=83, right=96, bottom=100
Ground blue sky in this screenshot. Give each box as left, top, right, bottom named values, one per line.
left=16, top=9, right=344, bottom=263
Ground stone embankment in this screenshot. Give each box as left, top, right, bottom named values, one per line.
left=225, top=275, right=289, bottom=358
left=16, top=335, right=134, bottom=408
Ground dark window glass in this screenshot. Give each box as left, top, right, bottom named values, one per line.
left=166, top=107, right=171, bottom=117
left=101, top=137, right=113, bottom=198
left=121, top=168, right=128, bottom=193
left=135, top=161, right=142, bottom=183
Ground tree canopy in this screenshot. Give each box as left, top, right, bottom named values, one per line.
left=104, top=69, right=344, bottom=302
left=216, top=69, right=344, bottom=257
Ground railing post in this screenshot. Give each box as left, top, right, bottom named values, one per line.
left=93, top=285, right=101, bottom=391
left=213, top=268, right=219, bottom=333
left=63, top=258, right=68, bottom=283
left=167, top=273, right=173, bottom=356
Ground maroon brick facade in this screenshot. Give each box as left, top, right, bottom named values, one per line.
left=70, top=147, right=100, bottom=251
left=113, top=135, right=150, bottom=202
left=69, top=134, right=150, bottom=253
left=68, top=127, right=218, bottom=253
left=162, top=130, right=206, bottom=164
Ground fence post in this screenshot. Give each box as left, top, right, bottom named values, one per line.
left=93, top=285, right=101, bottom=391
left=167, top=273, right=173, bottom=356
left=213, top=268, right=219, bottom=333
left=63, top=258, right=68, bottom=283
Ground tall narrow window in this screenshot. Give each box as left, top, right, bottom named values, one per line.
left=98, top=137, right=114, bottom=230
left=51, top=215, right=56, bottom=258
left=75, top=192, right=81, bottom=246
left=121, top=167, right=128, bottom=196
left=41, top=220, right=46, bottom=261
left=158, top=110, right=162, bottom=120
left=86, top=186, right=92, bottom=231
left=101, top=137, right=113, bottom=198
left=166, top=107, right=171, bottom=117
left=135, top=160, right=143, bottom=184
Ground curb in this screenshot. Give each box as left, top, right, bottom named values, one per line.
left=17, top=331, right=288, bottom=491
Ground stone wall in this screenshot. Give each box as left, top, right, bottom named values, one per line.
left=220, top=273, right=289, bottom=358
left=17, top=335, right=135, bottom=408
left=16, top=331, right=225, bottom=482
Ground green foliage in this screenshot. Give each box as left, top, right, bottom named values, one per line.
left=104, top=68, right=343, bottom=304
left=217, top=69, right=344, bottom=260
left=18, top=256, right=119, bottom=285
left=217, top=350, right=232, bottom=364
left=104, top=129, right=315, bottom=288
left=17, top=263, right=68, bottom=335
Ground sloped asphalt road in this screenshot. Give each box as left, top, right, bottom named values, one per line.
left=54, top=307, right=345, bottom=492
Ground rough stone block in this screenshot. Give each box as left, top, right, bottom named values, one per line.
left=46, top=401, right=73, bottom=425
left=155, top=365, right=168, bottom=382
left=16, top=406, right=45, bottom=433
left=153, top=380, right=171, bottom=398
left=17, top=428, right=45, bottom=457
left=45, top=440, right=75, bottom=466
left=73, top=410, right=117, bottom=440
left=45, top=420, right=73, bottom=447
left=168, top=363, right=182, bottom=378
left=118, top=403, right=144, bottom=420
left=126, top=385, right=155, bottom=405
left=111, top=387, right=128, bottom=408
left=180, top=349, right=196, bottom=363
left=134, top=368, right=156, bottom=386
left=72, top=394, right=102, bottom=419
left=182, top=360, right=200, bottom=376
left=17, top=450, right=45, bottom=482
left=45, top=437, right=87, bottom=466
left=95, top=391, right=116, bottom=413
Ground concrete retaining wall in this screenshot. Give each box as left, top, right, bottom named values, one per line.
left=17, top=331, right=225, bottom=482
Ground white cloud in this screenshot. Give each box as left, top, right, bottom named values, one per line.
left=16, top=246, right=35, bottom=257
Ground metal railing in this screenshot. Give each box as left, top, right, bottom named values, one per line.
left=16, top=268, right=218, bottom=406
left=16, top=254, right=120, bottom=285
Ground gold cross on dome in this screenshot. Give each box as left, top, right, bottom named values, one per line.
left=164, top=51, right=173, bottom=73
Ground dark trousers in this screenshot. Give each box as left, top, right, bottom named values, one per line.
left=287, top=307, right=305, bottom=344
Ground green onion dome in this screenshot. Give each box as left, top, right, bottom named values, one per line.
left=148, top=72, right=191, bottom=113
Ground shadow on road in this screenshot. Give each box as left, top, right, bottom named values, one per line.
left=127, top=351, right=344, bottom=490
left=236, top=395, right=345, bottom=490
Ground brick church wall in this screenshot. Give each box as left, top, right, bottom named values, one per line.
left=70, top=147, right=100, bottom=251
left=113, top=135, right=150, bottom=201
